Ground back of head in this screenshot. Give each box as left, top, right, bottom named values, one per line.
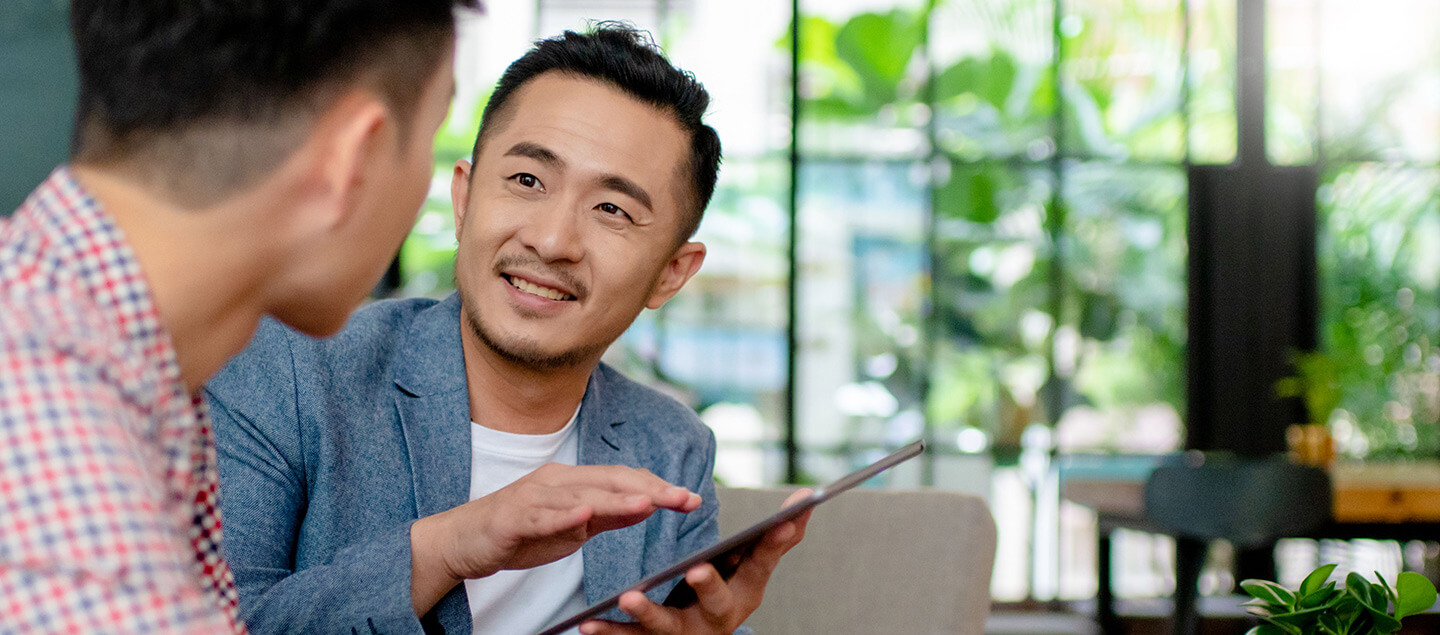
left=70, top=0, right=480, bottom=206
left=473, top=23, right=721, bottom=240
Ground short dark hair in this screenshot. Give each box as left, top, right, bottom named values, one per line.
left=70, top=0, right=481, bottom=205
left=472, top=23, right=721, bottom=240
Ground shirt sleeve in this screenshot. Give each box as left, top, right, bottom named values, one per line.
left=0, top=332, right=236, bottom=634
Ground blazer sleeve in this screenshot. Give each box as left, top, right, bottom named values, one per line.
left=207, top=323, right=425, bottom=635
left=668, top=425, right=753, bottom=635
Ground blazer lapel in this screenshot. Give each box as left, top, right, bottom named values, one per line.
left=578, top=368, right=650, bottom=606
left=391, top=294, right=473, bottom=630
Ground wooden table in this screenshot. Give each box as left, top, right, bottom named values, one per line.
left=1059, top=455, right=1440, bottom=635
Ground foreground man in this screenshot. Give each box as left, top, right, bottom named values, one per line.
left=206, top=24, right=809, bottom=635
left=0, top=0, right=479, bottom=632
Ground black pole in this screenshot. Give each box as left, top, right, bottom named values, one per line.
left=784, top=0, right=801, bottom=484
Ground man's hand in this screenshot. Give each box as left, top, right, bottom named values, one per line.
left=409, top=463, right=702, bottom=615
left=578, top=489, right=814, bottom=635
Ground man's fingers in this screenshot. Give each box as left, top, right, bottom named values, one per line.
left=778, top=488, right=814, bottom=541
left=577, top=620, right=642, bottom=635
left=540, top=465, right=699, bottom=511
left=685, top=564, right=736, bottom=625
left=725, top=497, right=814, bottom=603
left=617, top=590, right=684, bottom=633
left=780, top=488, right=813, bottom=509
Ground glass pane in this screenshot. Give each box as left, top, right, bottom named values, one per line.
left=1060, top=0, right=1186, bottom=163
left=1318, top=0, right=1440, bottom=163
left=1267, top=0, right=1317, bottom=165
left=1187, top=0, right=1237, bottom=164
left=931, top=165, right=1054, bottom=451
left=796, top=160, right=929, bottom=469
left=1318, top=164, right=1440, bottom=459
left=1057, top=162, right=1187, bottom=454
left=663, top=0, right=796, bottom=158
left=797, top=0, right=930, bottom=158
left=930, top=0, right=1057, bottom=161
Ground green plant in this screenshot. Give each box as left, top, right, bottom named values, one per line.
left=1274, top=350, right=1343, bottom=426
left=1241, top=564, right=1437, bottom=635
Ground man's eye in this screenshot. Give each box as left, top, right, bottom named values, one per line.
left=598, top=202, right=631, bottom=220
left=512, top=173, right=541, bottom=189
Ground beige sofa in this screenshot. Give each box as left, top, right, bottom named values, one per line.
left=716, top=486, right=997, bottom=634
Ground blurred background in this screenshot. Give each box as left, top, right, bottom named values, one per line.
left=6, top=0, right=1440, bottom=631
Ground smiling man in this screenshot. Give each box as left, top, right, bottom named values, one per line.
left=204, top=24, right=808, bottom=635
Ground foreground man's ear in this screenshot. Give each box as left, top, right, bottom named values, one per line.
left=646, top=241, right=706, bottom=310
left=309, top=91, right=391, bottom=234
left=450, top=158, right=474, bottom=236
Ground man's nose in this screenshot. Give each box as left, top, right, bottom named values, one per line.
left=518, top=199, right=584, bottom=263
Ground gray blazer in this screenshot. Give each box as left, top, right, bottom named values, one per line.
left=206, top=294, right=722, bottom=634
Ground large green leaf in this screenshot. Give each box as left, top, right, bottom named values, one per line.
left=1242, top=579, right=1297, bottom=609
left=1299, top=584, right=1340, bottom=609
left=833, top=10, right=924, bottom=108
left=1301, top=564, right=1339, bottom=597
left=933, top=51, right=1017, bottom=111
left=1347, top=572, right=1373, bottom=607
left=1395, top=571, right=1438, bottom=620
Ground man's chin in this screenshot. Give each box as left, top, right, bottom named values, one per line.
left=465, top=311, right=598, bottom=371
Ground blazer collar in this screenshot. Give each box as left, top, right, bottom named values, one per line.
left=577, top=366, right=639, bottom=467
left=393, top=293, right=468, bottom=398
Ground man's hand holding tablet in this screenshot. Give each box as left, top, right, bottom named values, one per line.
left=576, top=487, right=815, bottom=635
left=547, top=440, right=927, bottom=635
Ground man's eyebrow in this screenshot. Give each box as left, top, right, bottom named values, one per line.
left=599, top=174, right=653, bottom=212
left=503, top=141, right=565, bottom=169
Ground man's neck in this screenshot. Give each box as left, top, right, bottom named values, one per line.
left=72, top=165, right=275, bottom=394
left=459, top=323, right=596, bottom=435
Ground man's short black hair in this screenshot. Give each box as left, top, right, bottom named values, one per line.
left=70, top=0, right=480, bottom=205
left=472, top=22, right=721, bottom=241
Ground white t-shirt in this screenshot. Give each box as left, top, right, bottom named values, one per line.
left=464, top=408, right=586, bottom=635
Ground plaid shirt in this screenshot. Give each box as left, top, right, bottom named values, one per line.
left=0, top=169, right=244, bottom=634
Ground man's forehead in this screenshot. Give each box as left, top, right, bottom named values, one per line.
left=486, top=76, right=686, bottom=173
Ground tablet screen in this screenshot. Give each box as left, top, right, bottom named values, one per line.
left=536, top=439, right=925, bottom=635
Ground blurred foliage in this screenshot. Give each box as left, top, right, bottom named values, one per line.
left=1318, top=165, right=1440, bottom=459
left=792, top=3, right=1188, bottom=452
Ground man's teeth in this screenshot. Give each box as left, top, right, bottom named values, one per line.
left=508, top=276, right=574, bottom=301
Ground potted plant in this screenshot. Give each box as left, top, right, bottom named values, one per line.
left=1275, top=351, right=1342, bottom=465
left=1242, top=564, right=1437, bottom=634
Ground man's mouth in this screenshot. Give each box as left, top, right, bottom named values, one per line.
left=501, top=274, right=577, bottom=301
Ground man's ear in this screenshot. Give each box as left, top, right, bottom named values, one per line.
left=311, top=92, right=390, bottom=232
left=646, top=241, right=706, bottom=310
left=451, top=158, right=473, bottom=238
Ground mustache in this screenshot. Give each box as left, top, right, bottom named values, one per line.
left=493, top=254, right=588, bottom=299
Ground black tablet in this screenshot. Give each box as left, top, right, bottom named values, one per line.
left=536, top=439, right=926, bottom=635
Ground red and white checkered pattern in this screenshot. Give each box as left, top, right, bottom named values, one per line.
left=0, top=169, right=244, bottom=634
